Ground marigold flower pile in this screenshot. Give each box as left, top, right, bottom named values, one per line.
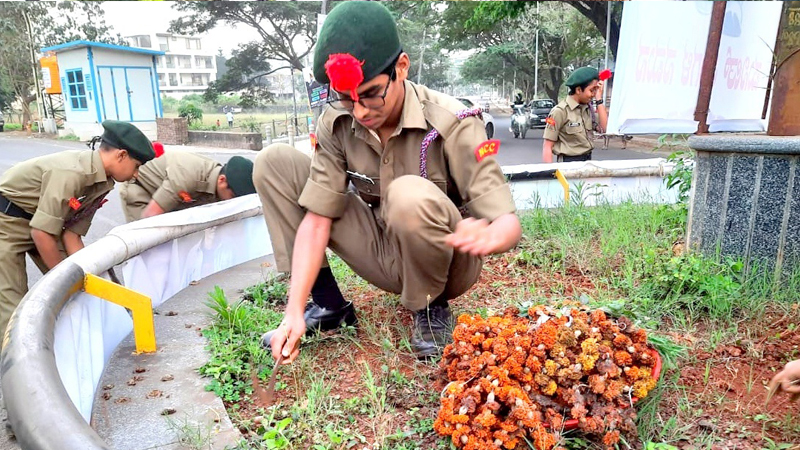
left=434, top=305, right=658, bottom=450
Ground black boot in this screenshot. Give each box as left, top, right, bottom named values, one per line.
left=410, top=302, right=454, bottom=359
left=260, top=302, right=357, bottom=349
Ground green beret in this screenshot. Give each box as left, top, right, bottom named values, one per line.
left=313, top=1, right=401, bottom=84
left=565, top=67, right=600, bottom=88
left=223, top=156, right=255, bottom=197
left=101, top=120, right=155, bottom=164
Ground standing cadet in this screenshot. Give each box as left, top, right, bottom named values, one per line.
left=118, top=152, right=255, bottom=222
left=256, top=1, right=522, bottom=361
left=542, top=67, right=608, bottom=163
left=0, top=121, right=155, bottom=336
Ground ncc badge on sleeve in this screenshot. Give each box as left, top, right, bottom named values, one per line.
left=474, top=139, right=501, bottom=162
left=178, top=191, right=194, bottom=203
left=310, top=133, right=318, bottom=152
left=545, top=117, right=556, bottom=128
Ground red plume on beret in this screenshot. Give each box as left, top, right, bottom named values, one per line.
left=325, top=53, right=364, bottom=101
left=153, top=141, right=164, bottom=158
left=599, top=69, right=612, bottom=81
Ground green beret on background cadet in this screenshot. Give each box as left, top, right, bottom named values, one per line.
left=0, top=120, right=153, bottom=339
left=119, top=152, right=255, bottom=222
left=542, top=66, right=608, bottom=163
left=255, top=1, right=522, bottom=361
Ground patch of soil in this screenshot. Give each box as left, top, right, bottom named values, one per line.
left=668, top=308, right=800, bottom=448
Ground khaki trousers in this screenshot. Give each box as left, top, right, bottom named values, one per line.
left=0, top=214, right=65, bottom=338
left=118, top=182, right=150, bottom=223
left=253, top=144, right=483, bottom=311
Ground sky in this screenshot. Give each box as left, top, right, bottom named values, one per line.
left=100, top=1, right=262, bottom=57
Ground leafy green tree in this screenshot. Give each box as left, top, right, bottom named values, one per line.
left=439, top=1, right=604, bottom=102
left=386, top=1, right=452, bottom=91
left=170, top=2, right=320, bottom=106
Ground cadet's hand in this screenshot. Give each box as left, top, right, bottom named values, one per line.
left=594, top=81, right=604, bottom=101
left=269, top=313, right=305, bottom=364
left=445, top=218, right=502, bottom=256
left=767, top=359, right=800, bottom=404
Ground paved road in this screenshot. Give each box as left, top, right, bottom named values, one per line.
left=490, top=114, right=664, bottom=166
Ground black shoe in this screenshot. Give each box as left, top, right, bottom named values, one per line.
left=260, top=302, right=357, bottom=349
left=410, top=304, right=454, bottom=359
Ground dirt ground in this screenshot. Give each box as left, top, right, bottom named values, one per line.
left=238, top=250, right=800, bottom=449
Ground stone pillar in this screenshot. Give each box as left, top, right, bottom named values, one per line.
left=687, top=135, right=800, bottom=277
left=287, top=121, right=295, bottom=148
left=264, top=126, right=272, bottom=146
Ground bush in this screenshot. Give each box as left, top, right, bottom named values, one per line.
left=178, top=103, right=203, bottom=125
left=238, top=116, right=261, bottom=133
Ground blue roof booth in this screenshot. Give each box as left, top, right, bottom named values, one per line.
left=41, top=40, right=165, bottom=140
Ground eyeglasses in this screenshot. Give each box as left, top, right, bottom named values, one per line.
left=327, top=69, right=394, bottom=111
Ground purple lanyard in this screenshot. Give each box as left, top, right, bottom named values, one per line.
left=418, top=107, right=484, bottom=179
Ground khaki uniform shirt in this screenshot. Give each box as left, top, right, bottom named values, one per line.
left=543, top=96, right=594, bottom=156
left=0, top=150, right=114, bottom=236
left=299, top=80, right=515, bottom=221
left=132, top=151, right=222, bottom=212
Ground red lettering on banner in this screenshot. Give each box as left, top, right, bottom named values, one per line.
left=474, top=139, right=500, bottom=162
left=722, top=47, right=764, bottom=91
left=680, top=44, right=704, bottom=87
left=635, top=39, right=678, bottom=84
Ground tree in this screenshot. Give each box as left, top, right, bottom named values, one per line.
left=386, top=2, right=452, bottom=92
left=439, top=1, right=604, bottom=101
left=170, top=2, right=320, bottom=105
left=0, top=2, right=123, bottom=125
left=472, top=1, right=621, bottom=58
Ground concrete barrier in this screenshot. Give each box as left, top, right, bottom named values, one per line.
left=187, top=130, right=263, bottom=151
left=1, top=197, right=266, bottom=450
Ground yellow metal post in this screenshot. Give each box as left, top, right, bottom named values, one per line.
left=554, top=169, right=570, bottom=205
left=83, top=274, right=156, bottom=354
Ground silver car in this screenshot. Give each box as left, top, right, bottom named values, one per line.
left=457, top=98, right=495, bottom=139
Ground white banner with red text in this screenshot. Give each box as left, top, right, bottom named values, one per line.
left=607, top=1, right=782, bottom=135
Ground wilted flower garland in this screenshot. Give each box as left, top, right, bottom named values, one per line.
left=434, top=305, right=659, bottom=450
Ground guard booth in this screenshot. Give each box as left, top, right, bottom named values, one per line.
left=40, top=40, right=164, bottom=140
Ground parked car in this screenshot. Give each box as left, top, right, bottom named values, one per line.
left=457, top=97, right=495, bottom=139
left=526, top=99, right=556, bottom=128
left=0, top=112, right=4, bottom=132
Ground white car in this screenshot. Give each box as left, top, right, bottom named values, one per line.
left=457, top=98, right=495, bottom=139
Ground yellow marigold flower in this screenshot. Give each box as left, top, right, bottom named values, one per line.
left=543, top=380, right=558, bottom=396
left=544, top=359, right=558, bottom=377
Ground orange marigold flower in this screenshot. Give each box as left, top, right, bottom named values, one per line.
left=603, top=379, right=623, bottom=401
left=613, top=350, right=633, bottom=367
left=530, top=425, right=557, bottom=450
left=613, top=334, right=633, bottom=350
left=630, top=327, right=648, bottom=344
left=590, top=309, right=607, bottom=323
left=602, top=430, right=621, bottom=446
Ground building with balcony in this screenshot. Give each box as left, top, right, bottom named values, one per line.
left=126, top=33, right=217, bottom=99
